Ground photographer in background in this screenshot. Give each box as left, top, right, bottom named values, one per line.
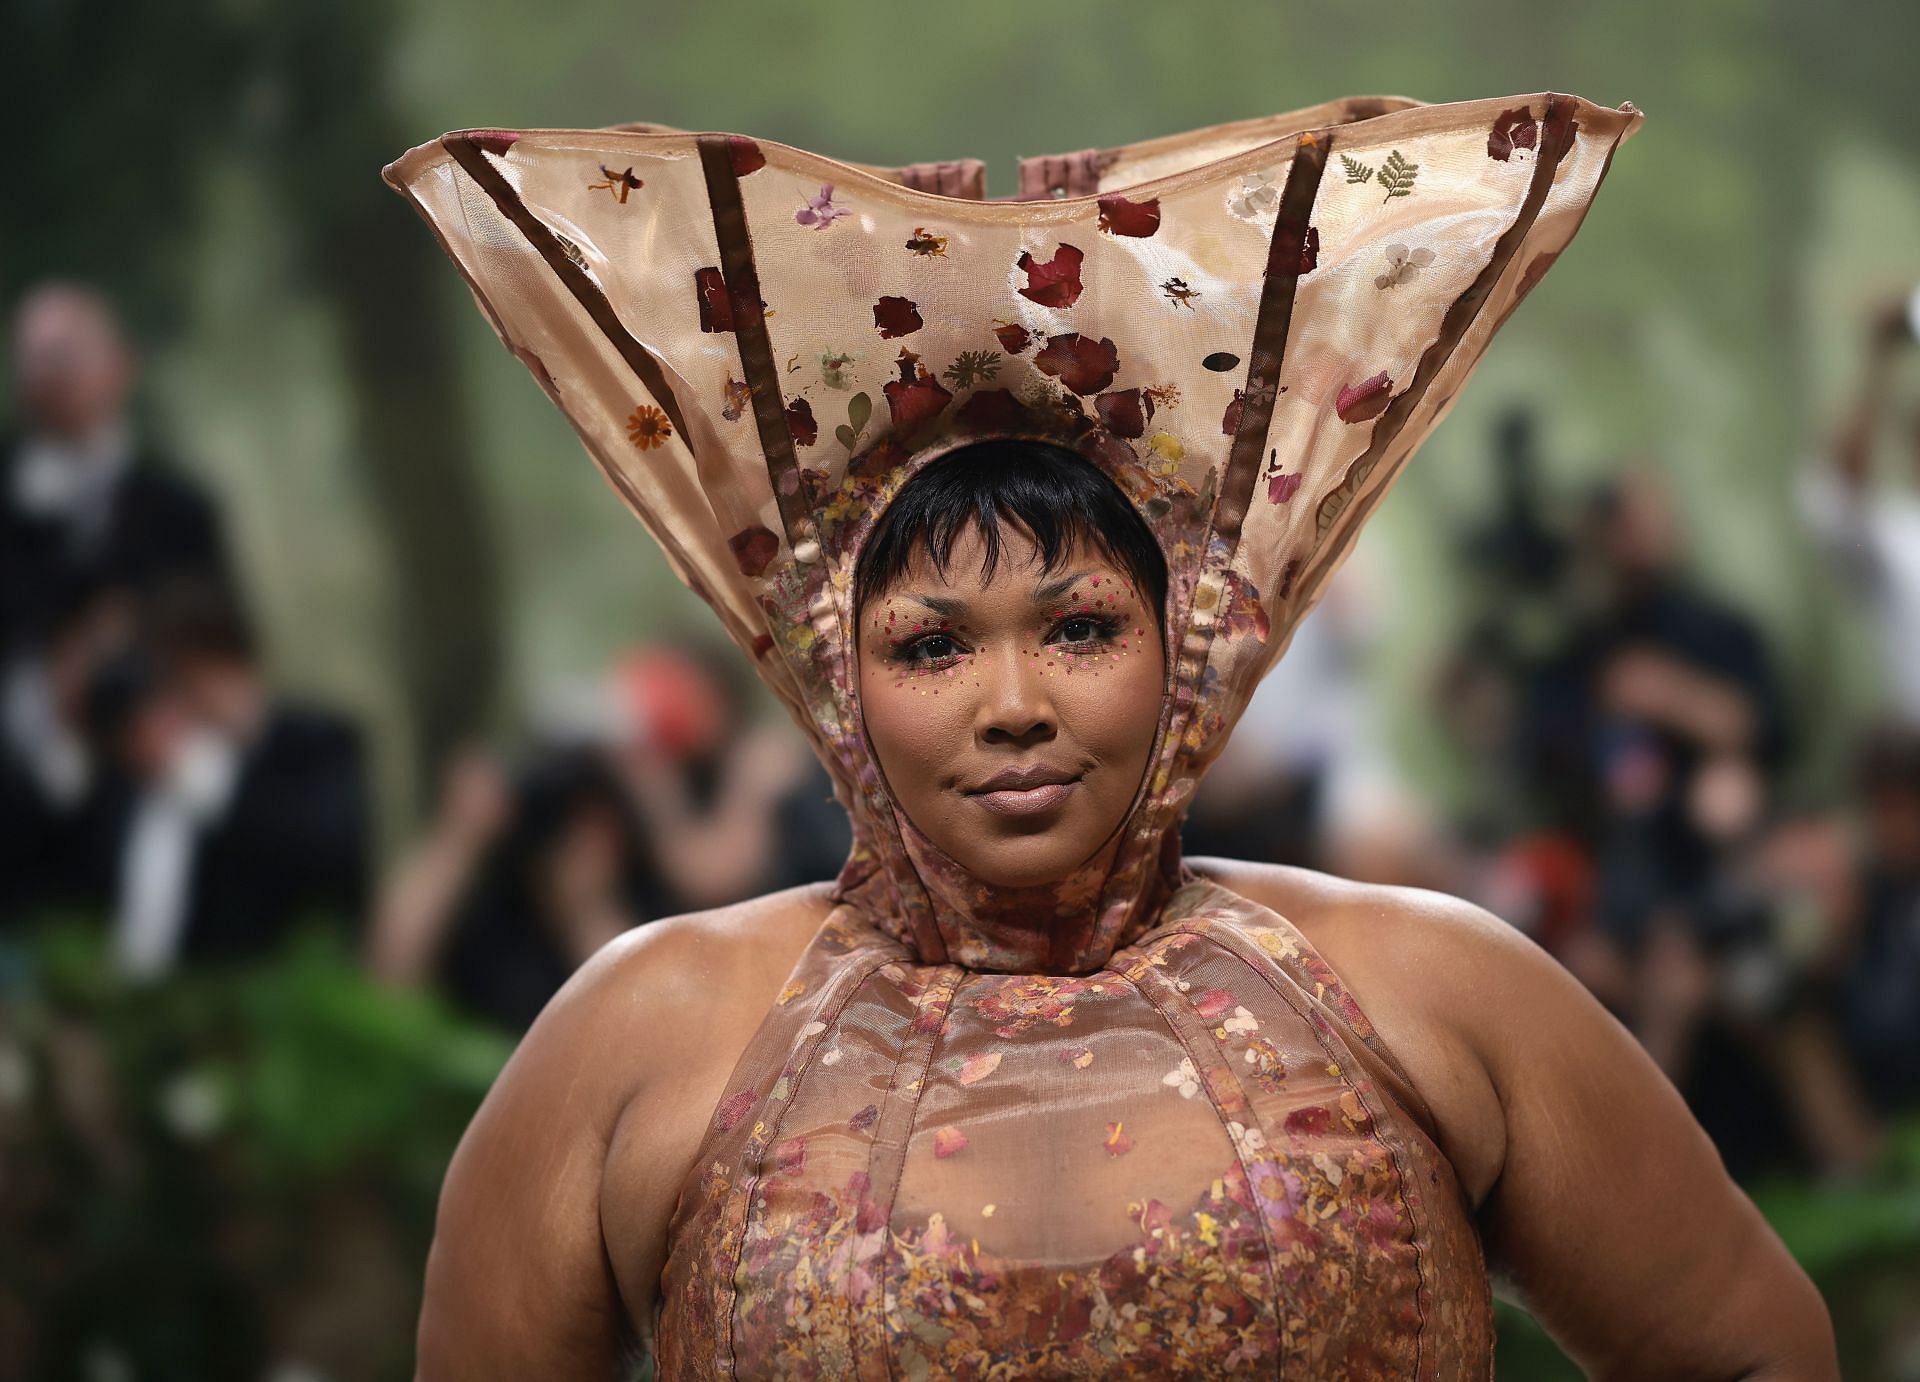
left=1796, top=287, right=1920, bottom=730
left=87, top=578, right=370, bottom=979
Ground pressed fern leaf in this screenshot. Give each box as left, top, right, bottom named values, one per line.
left=1340, top=154, right=1374, bottom=184
left=1377, top=150, right=1419, bottom=201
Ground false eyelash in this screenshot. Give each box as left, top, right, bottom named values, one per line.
left=1049, top=611, right=1128, bottom=649
left=886, top=628, right=968, bottom=670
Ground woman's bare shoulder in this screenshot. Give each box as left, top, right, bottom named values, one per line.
left=566, top=881, right=840, bottom=1051
left=1188, top=857, right=1835, bottom=1378
left=1187, top=856, right=1512, bottom=1205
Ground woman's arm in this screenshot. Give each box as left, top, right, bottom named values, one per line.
left=622, top=723, right=808, bottom=910
left=413, top=919, right=701, bottom=1378
left=368, top=750, right=511, bottom=984
left=413, top=883, right=831, bottom=1378
left=1423, top=894, right=1839, bottom=1381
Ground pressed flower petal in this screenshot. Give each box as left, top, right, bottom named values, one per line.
left=1015, top=243, right=1085, bottom=308
left=957, top=1052, right=1003, bottom=1085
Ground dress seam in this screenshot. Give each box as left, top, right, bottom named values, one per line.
left=1193, top=922, right=1434, bottom=1378
left=1111, top=961, right=1289, bottom=1380
left=869, top=964, right=966, bottom=1380
left=706, top=945, right=902, bottom=1379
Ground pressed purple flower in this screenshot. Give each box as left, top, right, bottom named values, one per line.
left=795, top=183, right=850, bottom=230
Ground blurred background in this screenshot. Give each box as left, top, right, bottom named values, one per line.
left=3, top=1, right=1919, bottom=1377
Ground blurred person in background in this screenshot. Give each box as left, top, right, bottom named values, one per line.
left=1186, top=543, right=1453, bottom=889
left=372, top=745, right=651, bottom=1032
left=1436, top=408, right=1597, bottom=950
left=1511, top=464, right=1857, bottom=1178
left=0, top=570, right=133, bottom=924
left=1, top=280, right=232, bottom=659
left=1524, top=464, right=1792, bottom=989
left=607, top=642, right=849, bottom=910
left=1821, top=722, right=1920, bottom=1120
left=371, top=641, right=850, bottom=1030
left=1796, top=288, right=1920, bottom=730
left=2, top=280, right=239, bottom=934
left=85, top=577, right=370, bottom=979
left=1653, top=761, right=1883, bottom=1180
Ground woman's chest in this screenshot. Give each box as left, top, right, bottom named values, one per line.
left=642, top=918, right=1493, bottom=1377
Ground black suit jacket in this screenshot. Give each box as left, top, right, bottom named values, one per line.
left=0, top=433, right=232, bottom=650
left=180, top=704, right=372, bottom=964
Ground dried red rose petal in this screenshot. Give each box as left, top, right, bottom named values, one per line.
left=786, top=396, right=817, bottom=447
left=1487, top=107, right=1539, bottom=162
left=993, top=322, right=1032, bottom=354
left=695, top=266, right=734, bottom=332
left=1033, top=332, right=1119, bottom=396
left=713, top=1089, right=754, bottom=1130
left=1096, top=194, right=1161, bottom=238
left=1268, top=471, right=1303, bottom=504
left=957, top=388, right=1027, bottom=433
left=729, top=525, right=780, bottom=577
left=1095, top=388, right=1146, bottom=438
left=728, top=135, right=766, bottom=176
left=1335, top=371, right=1394, bottom=423
left=873, top=295, right=923, bottom=339
left=1016, top=243, right=1085, bottom=308
left=883, top=349, right=953, bottom=434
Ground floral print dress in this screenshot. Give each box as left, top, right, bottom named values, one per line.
left=384, top=90, right=1643, bottom=1376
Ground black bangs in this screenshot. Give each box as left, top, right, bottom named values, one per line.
left=852, top=440, right=1170, bottom=620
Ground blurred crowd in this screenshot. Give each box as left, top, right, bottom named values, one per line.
left=1190, top=291, right=1920, bottom=1183
left=4, top=277, right=1917, bottom=1187
left=0, top=278, right=849, bottom=1036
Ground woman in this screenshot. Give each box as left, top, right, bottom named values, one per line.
left=384, top=93, right=1837, bottom=1376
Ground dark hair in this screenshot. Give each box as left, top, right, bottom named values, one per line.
left=1857, top=721, right=1920, bottom=801
left=852, top=439, right=1168, bottom=620
left=143, top=575, right=258, bottom=666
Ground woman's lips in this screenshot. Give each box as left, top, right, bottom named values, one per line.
left=968, top=779, right=1080, bottom=817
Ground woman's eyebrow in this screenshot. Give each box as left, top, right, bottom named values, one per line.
left=1032, top=570, right=1095, bottom=603
left=902, top=593, right=967, bottom=617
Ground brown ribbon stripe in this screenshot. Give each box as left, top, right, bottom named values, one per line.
left=696, top=134, right=816, bottom=554
left=441, top=135, right=690, bottom=448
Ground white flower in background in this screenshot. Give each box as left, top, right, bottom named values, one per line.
left=158, top=1068, right=227, bottom=1142
left=1222, top=1006, right=1258, bottom=1036
left=1162, top=1056, right=1201, bottom=1099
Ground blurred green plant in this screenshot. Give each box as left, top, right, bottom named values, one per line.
left=0, top=920, right=512, bottom=1380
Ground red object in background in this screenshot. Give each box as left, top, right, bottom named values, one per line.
left=612, top=648, right=727, bottom=760
left=1487, top=832, right=1596, bottom=957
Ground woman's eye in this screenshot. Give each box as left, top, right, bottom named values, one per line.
left=896, top=632, right=963, bottom=666
left=1053, top=615, right=1116, bottom=647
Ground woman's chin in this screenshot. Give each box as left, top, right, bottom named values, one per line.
left=944, top=829, right=1107, bottom=891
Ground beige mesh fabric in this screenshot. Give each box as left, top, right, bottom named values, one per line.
left=386, top=92, right=1640, bottom=1375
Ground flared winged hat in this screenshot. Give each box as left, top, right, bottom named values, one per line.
left=384, top=92, right=1642, bottom=974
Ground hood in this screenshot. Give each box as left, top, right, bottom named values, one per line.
left=383, top=91, right=1642, bottom=974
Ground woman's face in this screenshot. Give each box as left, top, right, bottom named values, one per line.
left=857, top=521, right=1166, bottom=889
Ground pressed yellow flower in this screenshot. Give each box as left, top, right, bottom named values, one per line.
left=626, top=403, right=672, bottom=449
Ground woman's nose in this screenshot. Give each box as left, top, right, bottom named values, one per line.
left=975, top=640, right=1057, bottom=745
